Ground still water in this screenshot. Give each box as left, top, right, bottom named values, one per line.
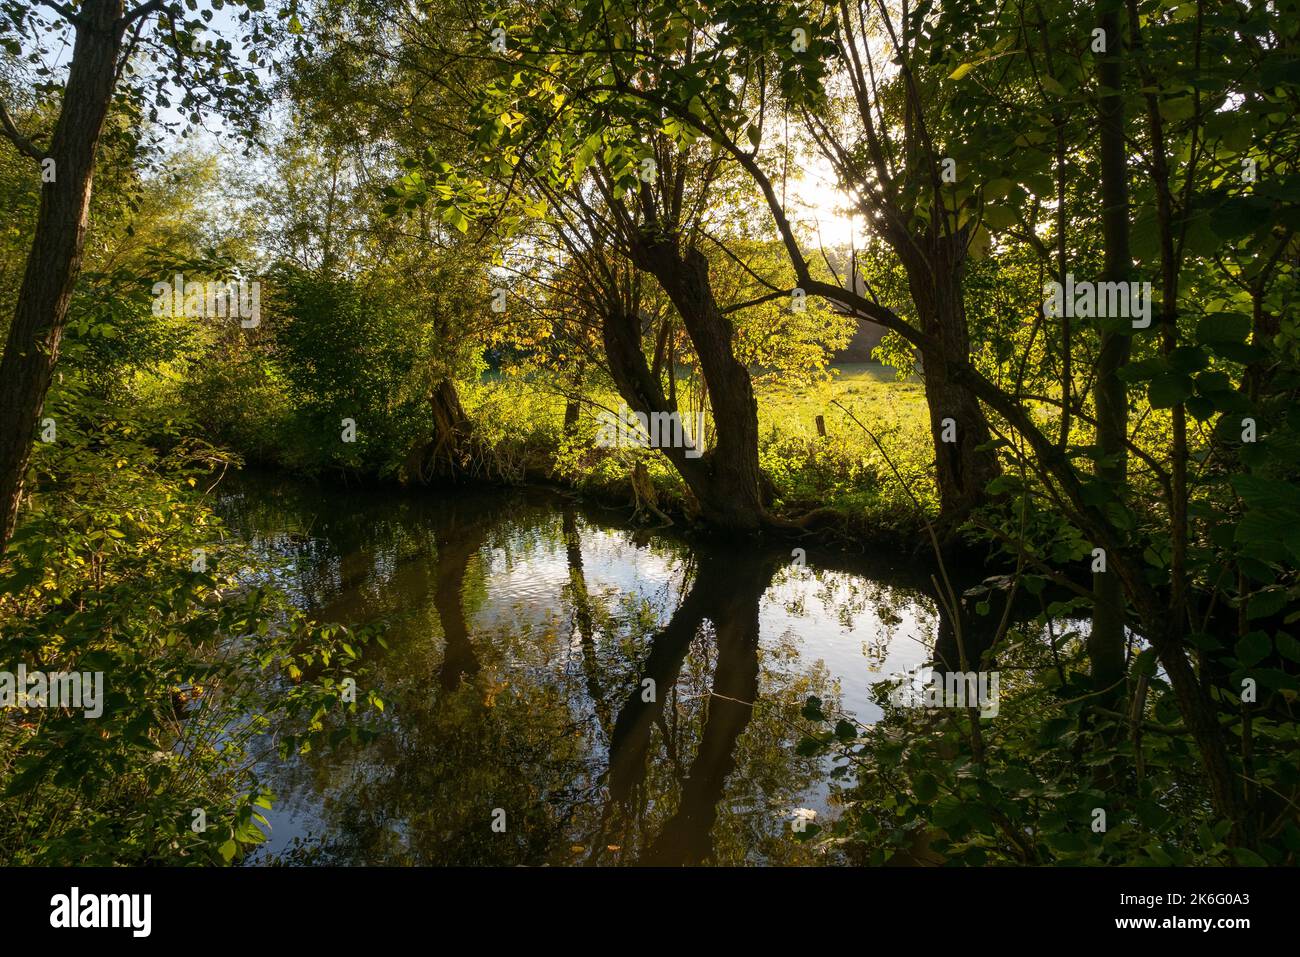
left=216, top=472, right=947, bottom=865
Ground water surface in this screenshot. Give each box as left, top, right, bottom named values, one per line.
left=217, top=473, right=946, bottom=865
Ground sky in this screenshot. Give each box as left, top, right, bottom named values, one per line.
left=788, top=153, right=861, bottom=249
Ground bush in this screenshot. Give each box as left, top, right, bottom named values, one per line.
left=0, top=385, right=384, bottom=865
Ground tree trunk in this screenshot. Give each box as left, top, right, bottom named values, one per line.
left=1090, top=2, right=1133, bottom=706
left=562, top=507, right=610, bottom=733
left=626, top=240, right=765, bottom=533
left=421, top=377, right=474, bottom=479
left=0, top=0, right=126, bottom=553
left=901, top=245, right=1001, bottom=525
left=605, top=547, right=777, bottom=848
left=640, top=552, right=768, bottom=865
left=434, top=511, right=485, bottom=692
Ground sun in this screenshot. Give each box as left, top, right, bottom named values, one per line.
left=787, top=154, right=862, bottom=250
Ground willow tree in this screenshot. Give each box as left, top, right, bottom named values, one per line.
left=442, top=37, right=777, bottom=530
left=507, top=0, right=1300, bottom=844
left=794, top=0, right=1009, bottom=523
left=307, top=1, right=779, bottom=530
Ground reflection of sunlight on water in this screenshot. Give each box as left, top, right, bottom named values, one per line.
left=480, top=535, right=936, bottom=731
left=760, top=570, right=936, bottom=818
left=763, top=572, right=934, bottom=725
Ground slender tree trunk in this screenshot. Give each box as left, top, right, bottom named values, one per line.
left=1124, top=0, right=1245, bottom=841
left=563, top=356, right=587, bottom=436
left=562, top=507, right=610, bottom=734
left=0, top=0, right=126, bottom=553
left=1089, top=3, right=1132, bottom=705
left=1244, top=286, right=1279, bottom=401
left=605, top=557, right=716, bottom=806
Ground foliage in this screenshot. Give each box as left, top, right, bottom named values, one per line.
left=0, top=0, right=1297, bottom=867
left=0, top=381, right=384, bottom=865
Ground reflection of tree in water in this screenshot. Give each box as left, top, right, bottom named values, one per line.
left=528, top=515, right=843, bottom=865
left=220, top=474, right=851, bottom=865
left=770, top=546, right=1017, bottom=683
left=584, top=547, right=769, bottom=865
left=562, top=509, right=612, bottom=738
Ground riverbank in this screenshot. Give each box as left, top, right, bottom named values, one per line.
left=201, top=363, right=950, bottom=557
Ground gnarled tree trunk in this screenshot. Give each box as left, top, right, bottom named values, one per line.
left=408, top=376, right=477, bottom=482
left=622, top=239, right=765, bottom=533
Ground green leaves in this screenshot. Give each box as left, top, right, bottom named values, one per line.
left=1148, top=372, right=1195, bottom=409
left=795, top=734, right=830, bottom=756
left=1232, top=847, right=1269, bottom=866
left=0, top=385, right=387, bottom=864
left=1232, top=475, right=1300, bottom=512
left=1235, top=630, right=1272, bottom=667
left=980, top=203, right=1019, bottom=230
left=1195, top=312, right=1252, bottom=346
left=800, top=694, right=826, bottom=722
left=442, top=206, right=470, bottom=233
left=911, top=771, right=939, bottom=803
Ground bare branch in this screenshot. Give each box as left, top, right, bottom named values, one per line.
left=721, top=289, right=792, bottom=315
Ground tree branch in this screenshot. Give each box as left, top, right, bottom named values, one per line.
left=123, top=0, right=171, bottom=25
left=35, top=0, right=86, bottom=25
left=721, top=288, right=791, bottom=314
left=0, top=100, right=45, bottom=161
